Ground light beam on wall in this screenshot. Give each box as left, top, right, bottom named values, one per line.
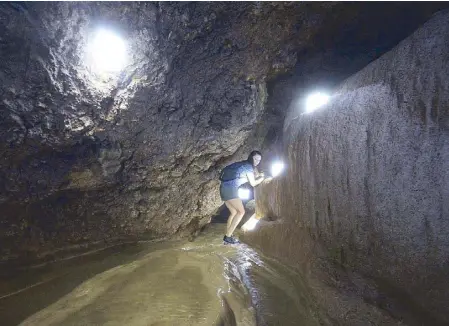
left=305, top=92, right=329, bottom=113
left=87, top=28, right=127, bottom=73
left=271, top=161, right=285, bottom=177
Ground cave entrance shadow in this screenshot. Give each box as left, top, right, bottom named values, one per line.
left=210, top=204, right=229, bottom=224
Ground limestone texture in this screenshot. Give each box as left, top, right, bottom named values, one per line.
left=246, top=10, right=449, bottom=325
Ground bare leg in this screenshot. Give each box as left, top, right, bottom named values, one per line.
left=226, top=198, right=245, bottom=237
left=224, top=201, right=237, bottom=237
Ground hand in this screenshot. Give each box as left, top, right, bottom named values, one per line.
left=263, top=176, right=273, bottom=183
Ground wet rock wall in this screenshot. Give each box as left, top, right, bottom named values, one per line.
left=1, top=1, right=447, bottom=267
left=0, top=2, right=322, bottom=264
left=246, top=10, right=449, bottom=325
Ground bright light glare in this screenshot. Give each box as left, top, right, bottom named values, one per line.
left=305, top=92, right=329, bottom=113
left=88, top=29, right=127, bottom=73
left=271, top=161, right=285, bottom=177
left=238, top=188, right=251, bottom=200
left=242, top=216, right=259, bottom=231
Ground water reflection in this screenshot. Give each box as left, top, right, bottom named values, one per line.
left=0, top=224, right=325, bottom=326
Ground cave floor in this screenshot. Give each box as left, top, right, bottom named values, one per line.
left=0, top=224, right=324, bottom=326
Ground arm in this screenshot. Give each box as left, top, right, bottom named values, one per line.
left=246, top=171, right=264, bottom=187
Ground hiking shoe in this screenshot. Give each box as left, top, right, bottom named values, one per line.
left=223, top=235, right=240, bottom=245
left=230, top=236, right=240, bottom=244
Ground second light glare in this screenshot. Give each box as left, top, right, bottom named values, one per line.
left=305, top=92, right=329, bottom=113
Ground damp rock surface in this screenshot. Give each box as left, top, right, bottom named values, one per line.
left=246, top=10, right=449, bottom=325
left=0, top=1, right=326, bottom=263
left=0, top=2, right=447, bottom=265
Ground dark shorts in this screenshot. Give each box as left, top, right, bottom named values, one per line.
left=220, top=183, right=239, bottom=201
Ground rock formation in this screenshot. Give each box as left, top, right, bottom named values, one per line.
left=0, top=2, right=446, bottom=267
left=247, top=9, right=449, bottom=325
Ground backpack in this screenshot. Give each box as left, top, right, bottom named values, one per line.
left=219, top=161, right=249, bottom=182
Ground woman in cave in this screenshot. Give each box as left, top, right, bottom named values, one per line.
left=219, top=150, right=267, bottom=244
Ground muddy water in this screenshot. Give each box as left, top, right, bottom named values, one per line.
left=0, top=224, right=326, bottom=326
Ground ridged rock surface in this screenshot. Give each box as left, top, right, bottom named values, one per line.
left=246, top=10, right=449, bottom=325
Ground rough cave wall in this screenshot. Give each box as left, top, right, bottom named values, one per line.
left=0, top=2, right=347, bottom=264
left=254, top=2, right=449, bottom=172
left=246, top=10, right=449, bottom=324
left=1, top=2, right=447, bottom=266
